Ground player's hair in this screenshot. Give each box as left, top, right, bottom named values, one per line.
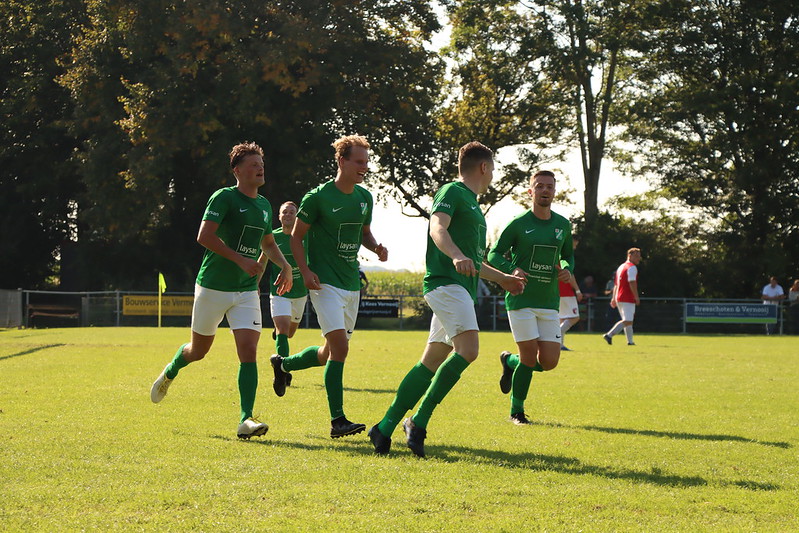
left=332, top=135, right=370, bottom=160
left=229, top=142, right=264, bottom=169
left=458, top=141, right=494, bottom=174
left=280, top=201, right=298, bottom=212
left=627, top=247, right=641, bottom=256
left=531, top=170, right=556, bottom=183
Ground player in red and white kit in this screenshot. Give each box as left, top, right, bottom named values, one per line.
left=603, top=248, right=642, bottom=346
left=558, top=272, right=583, bottom=351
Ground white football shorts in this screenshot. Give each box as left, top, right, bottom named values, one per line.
left=559, top=296, right=580, bottom=320
left=309, top=284, right=359, bottom=338
left=270, top=294, right=308, bottom=323
left=191, top=284, right=262, bottom=336
left=424, top=284, right=479, bottom=347
left=618, top=301, right=636, bottom=321
left=508, top=307, right=560, bottom=343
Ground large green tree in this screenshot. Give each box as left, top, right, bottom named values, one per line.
left=58, top=0, right=441, bottom=290
left=0, top=0, right=85, bottom=289
left=624, top=0, right=799, bottom=297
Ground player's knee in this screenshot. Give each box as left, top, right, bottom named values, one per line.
left=541, top=359, right=559, bottom=371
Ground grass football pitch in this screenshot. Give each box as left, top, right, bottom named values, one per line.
left=1, top=328, right=797, bottom=532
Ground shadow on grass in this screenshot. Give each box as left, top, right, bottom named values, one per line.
left=0, top=343, right=65, bottom=362
left=207, top=434, right=779, bottom=491
left=533, top=421, right=791, bottom=449
left=303, top=383, right=398, bottom=395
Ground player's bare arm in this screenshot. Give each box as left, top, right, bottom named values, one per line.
left=629, top=280, right=639, bottom=305
left=290, top=218, right=321, bottom=290
left=197, top=220, right=263, bottom=277
left=361, top=225, right=388, bottom=262
left=260, top=233, right=293, bottom=296
left=429, top=212, right=477, bottom=277
left=480, top=262, right=526, bottom=295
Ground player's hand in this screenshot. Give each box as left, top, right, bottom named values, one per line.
left=301, top=268, right=322, bottom=291
left=576, top=291, right=584, bottom=302
left=501, top=273, right=527, bottom=296
left=453, top=256, right=477, bottom=277
left=610, top=298, right=617, bottom=309
left=238, top=257, right=264, bottom=277
left=274, top=265, right=294, bottom=296
left=555, top=264, right=571, bottom=282
left=511, top=267, right=529, bottom=279
left=374, top=243, right=388, bottom=262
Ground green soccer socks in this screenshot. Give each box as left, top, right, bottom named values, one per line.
left=238, top=362, right=258, bottom=423
left=510, top=361, right=534, bottom=415
left=411, top=353, right=470, bottom=430
left=377, top=362, right=435, bottom=437
left=282, top=345, right=322, bottom=372
left=324, top=359, right=345, bottom=420
left=164, top=343, right=190, bottom=379
left=275, top=333, right=290, bottom=357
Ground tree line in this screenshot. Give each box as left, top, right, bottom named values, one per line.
left=2, top=0, right=797, bottom=298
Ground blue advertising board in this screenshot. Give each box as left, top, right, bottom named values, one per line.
left=685, top=303, right=778, bottom=324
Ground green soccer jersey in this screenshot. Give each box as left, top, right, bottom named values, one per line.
left=267, top=228, right=308, bottom=298
left=487, top=210, right=574, bottom=311
left=196, top=187, right=272, bottom=292
left=423, top=181, right=487, bottom=301
left=297, top=180, right=373, bottom=291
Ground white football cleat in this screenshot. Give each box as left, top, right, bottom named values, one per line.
left=237, top=417, right=269, bottom=440
left=150, top=366, right=173, bottom=403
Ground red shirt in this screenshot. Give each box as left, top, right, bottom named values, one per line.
left=615, top=261, right=638, bottom=303
left=559, top=280, right=575, bottom=297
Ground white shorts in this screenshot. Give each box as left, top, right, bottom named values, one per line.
left=559, top=296, right=580, bottom=320
left=191, top=284, right=262, bottom=336
left=270, top=294, right=308, bottom=323
left=424, top=285, right=479, bottom=347
left=618, top=301, right=636, bottom=321
left=309, top=284, right=359, bottom=338
left=507, top=307, right=560, bottom=343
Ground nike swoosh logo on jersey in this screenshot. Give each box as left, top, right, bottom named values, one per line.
left=525, top=229, right=536, bottom=234
left=332, top=207, right=343, bottom=212
left=240, top=208, right=248, bottom=212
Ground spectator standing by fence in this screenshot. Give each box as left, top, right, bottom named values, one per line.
left=762, top=276, right=786, bottom=335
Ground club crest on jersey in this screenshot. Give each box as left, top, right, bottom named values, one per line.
left=555, top=228, right=564, bottom=240
left=360, top=202, right=367, bottom=215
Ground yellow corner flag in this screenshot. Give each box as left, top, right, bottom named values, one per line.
left=157, top=273, right=166, bottom=327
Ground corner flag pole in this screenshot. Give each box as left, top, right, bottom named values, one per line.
left=158, top=272, right=167, bottom=327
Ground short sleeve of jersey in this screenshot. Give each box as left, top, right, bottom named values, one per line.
left=203, top=189, right=230, bottom=223
left=297, top=187, right=320, bottom=226
left=627, top=265, right=638, bottom=281
left=431, top=186, right=459, bottom=218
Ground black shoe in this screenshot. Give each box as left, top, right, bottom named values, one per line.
left=402, top=417, right=426, bottom=458
left=285, top=371, right=293, bottom=387
left=368, top=424, right=391, bottom=454
left=510, top=412, right=532, bottom=425
left=602, top=334, right=612, bottom=345
left=270, top=354, right=288, bottom=397
left=499, top=351, right=513, bottom=395
left=561, top=345, right=571, bottom=351
left=627, top=342, right=635, bottom=346
left=330, top=416, right=366, bottom=438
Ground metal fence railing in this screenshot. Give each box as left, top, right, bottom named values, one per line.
left=3, top=290, right=797, bottom=335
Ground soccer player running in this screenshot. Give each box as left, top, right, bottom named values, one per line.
left=269, top=135, right=388, bottom=439
left=150, top=142, right=293, bottom=439
left=259, top=201, right=308, bottom=387
left=603, top=248, right=642, bottom=346
left=369, top=141, right=526, bottom=457
left=488, top=170, right=574, bottom=425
